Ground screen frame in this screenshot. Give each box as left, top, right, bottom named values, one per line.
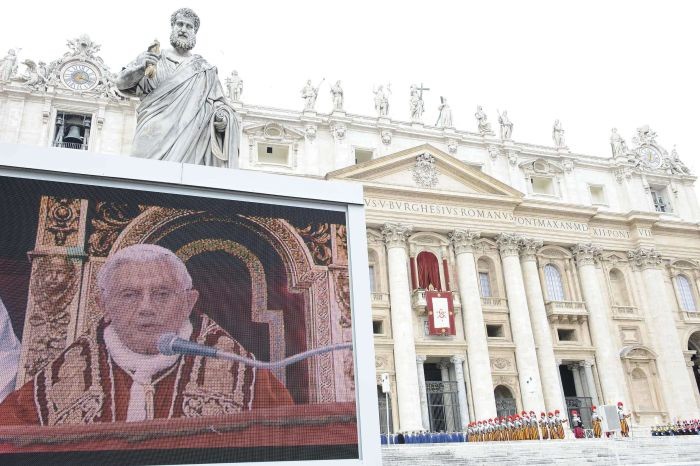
left=0, top=143, right=382, bottom=466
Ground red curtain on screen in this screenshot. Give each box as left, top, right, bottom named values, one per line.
left=417, top=251, right=441, bottom=290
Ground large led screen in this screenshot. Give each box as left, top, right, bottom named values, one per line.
left=0, top=173, right=359, bottom=465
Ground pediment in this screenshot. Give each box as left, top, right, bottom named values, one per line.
left=327, top=144, right=523, bottom=198
left=243, top=122, right=305, bottom=141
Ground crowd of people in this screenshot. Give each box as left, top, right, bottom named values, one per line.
left=652, top=420, right=700, bottom=436
left=381, top=401, right=638, bottom=445
left=468, top=410, right=568, bottom=441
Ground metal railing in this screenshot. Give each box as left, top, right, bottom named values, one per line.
left=53, top=142, right=88, bottom=150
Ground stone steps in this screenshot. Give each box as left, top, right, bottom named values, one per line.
left=382, top=437, right=700, bottom=465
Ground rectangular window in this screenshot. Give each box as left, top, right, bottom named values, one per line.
left=368, top=265, right=376, bottom=292
left=589, top=185, right=606, bottom=205
left=257, top=142, right=290, bottom=165
left=478, top=272, right=492, bottom=297
left=53, top=111, right=91, bottom=150
left=486, top=324, right=504, bottom=338
left=557, top=328, right=576, bottom=341
left=354, top=148, right=374, bottom=164
left=531, top=176, right=555, bottom=195
left=372, top=320, right=384, bottom=335
left=650, top=188, right=671, bottom=213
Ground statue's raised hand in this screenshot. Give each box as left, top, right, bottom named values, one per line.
left=214, top=109, right=228, bottom=132
left=136, top=51, right=161, bottom=72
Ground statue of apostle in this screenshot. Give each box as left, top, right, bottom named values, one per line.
left=115, top=8, right=239, bottom=168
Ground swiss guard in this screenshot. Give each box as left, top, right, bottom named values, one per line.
left=617, top=402, right=631, bottom=437
left=591, top=406, right=602, bottom=438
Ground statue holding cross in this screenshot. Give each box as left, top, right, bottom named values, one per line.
left=409, top=83, right=429, bottom=123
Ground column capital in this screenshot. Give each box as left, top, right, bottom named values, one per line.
left=572, top=243, right=602, bottom=267
left=381, top=223, right=412, bottom=249
left=627, top=247, right=663, bottom=269
left=437, top=361, right=451, bottom=371
left=450, top=355, right=465, bottom=365
left=495, top=233, right=521, bottom=257
left=579, top=360, right=593, bottom=368
left=449, top=229, right=481, bottom=255
left=416, top=354, right=427, bottom=364
left=519, top=237, right=543, bottom=261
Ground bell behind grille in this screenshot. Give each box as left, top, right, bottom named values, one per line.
left=63, top=125, right=83, bottom=143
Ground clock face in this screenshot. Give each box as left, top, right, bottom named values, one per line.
left=61, top=62, right=98, bottom=91
left=638, top=146, right=662, bottom=169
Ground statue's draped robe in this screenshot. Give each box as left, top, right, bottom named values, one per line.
left=122, top=53, right=239, bottom=167
left=0, top=316, right=292, bottom=425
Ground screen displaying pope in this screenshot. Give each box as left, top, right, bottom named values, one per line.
left=0, top=244, right=293, bottom=426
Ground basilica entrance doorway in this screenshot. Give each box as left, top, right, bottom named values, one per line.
left=559, top=363, right=595, bottom=428
left=423, top=363, right=461, bottom=432
left=689, top=331, right=700, bottom=402
left=494, top=385, right=517, bottom=418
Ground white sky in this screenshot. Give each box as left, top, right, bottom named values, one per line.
left=5, top=1, right=700, bottom=171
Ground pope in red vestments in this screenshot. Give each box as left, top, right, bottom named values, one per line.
left=0, top=244, right=293, bottom=426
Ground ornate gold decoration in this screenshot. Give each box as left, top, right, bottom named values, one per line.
left=88, top=202, right=145, bottom=256
left=25, top=255, right=80, bottom=377
left=246, top=216, right=338, bottom=403
left=43, top=197, right=80, bottom=246
left=335, top=271, right=351, bottom=328
left=296, top=223, right=333, bottom=266
left=335, top=224, right=348, bottom=264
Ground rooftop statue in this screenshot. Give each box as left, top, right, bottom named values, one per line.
left=226, top=70, right=243, bottom=102
left=552, top=119, right=566, bottom=148
left=436, top=96, right=453, bottom=128
left=373, top=84, right=390, bottom=117
left=475, top=105, right=493, bottom=135
left=610, top=128, right=628, bottom=157
left=409, top=84, right=428, bottom=123
left=301, top=78, right=323, bottom=111
left=0, top=49, right=18, bottom=82
left=498, top=110, right=513, bottom=140
left=115, top=8, right=239, bottom=168
left=330, top=80, right=344, bottom=111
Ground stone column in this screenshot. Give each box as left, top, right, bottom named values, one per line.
left=496, top=234, right=546, bottom=413
left=451, top=355, right=470, bottom=429
left=381, top=223, right=424, bottom=432
left=416, top=355, right=430, bottom=430
left=520, top=238, right=568, bottom=412
left=581, top=361, right=599, bottom=405
left=568, top=364, right=584, bottom=396
left=572, top=243, right=626, bottom=404
left=628, top=247, right=700, bottom=418
left=448, top=229, right=497, bottom=419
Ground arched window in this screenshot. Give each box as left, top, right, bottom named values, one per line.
left=417, top=251, right=441, bottom=290
left=609, top=268, right=630, bottom=306
left=676, top=275, right=697, bottom=312
left=494, top=385, right=516, bottom=418
left=544, top=264, right=565, bottom=301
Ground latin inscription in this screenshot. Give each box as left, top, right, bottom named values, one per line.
left=364, top=197, right=650, bottom=239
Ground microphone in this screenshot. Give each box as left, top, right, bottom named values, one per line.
left=157, top=333, right=352, bottom=370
